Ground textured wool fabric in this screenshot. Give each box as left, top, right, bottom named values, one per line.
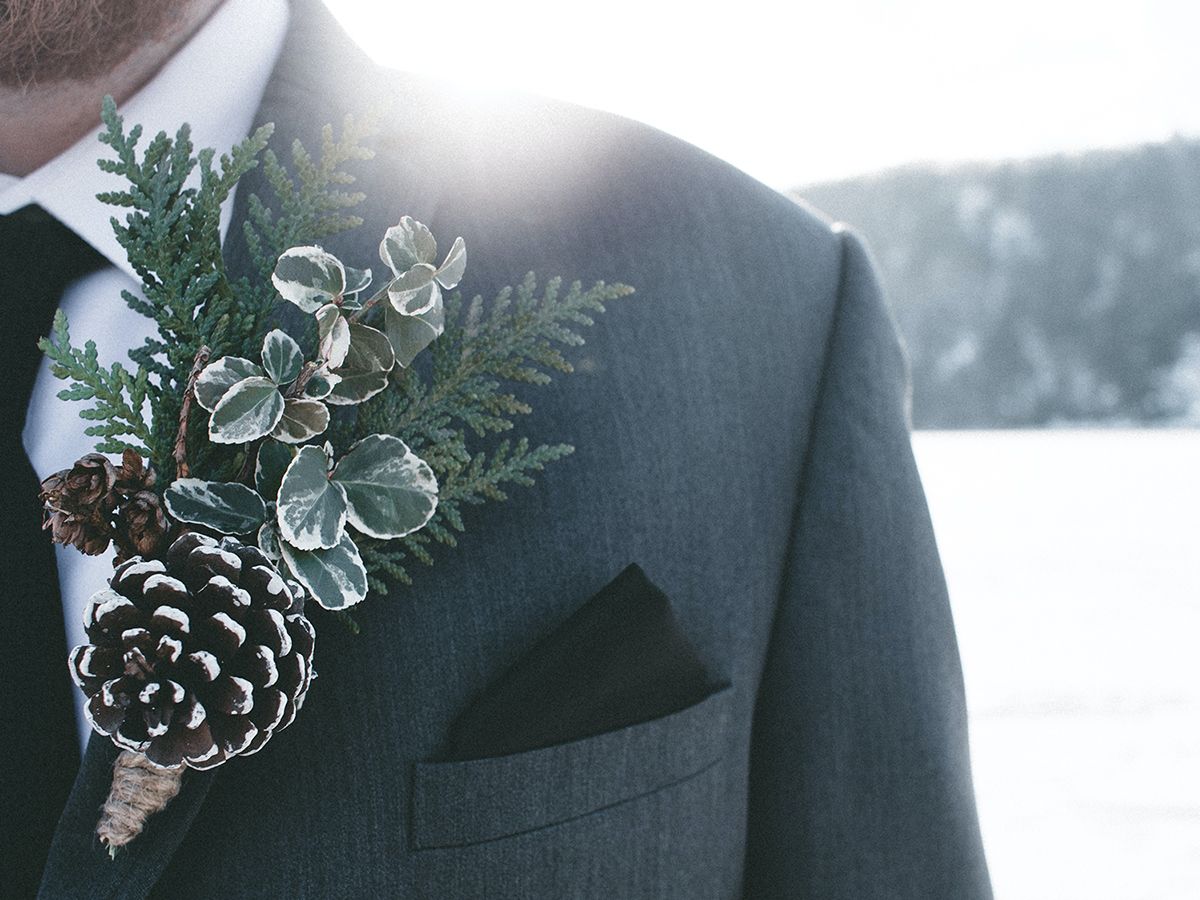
left=32, top=2, right=992, bottom=897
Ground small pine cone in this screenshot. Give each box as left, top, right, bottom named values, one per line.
left=41, top=505, right=112, bottom=555
left=40, top=453, right=119, bottom=555
left=47, top=452, right=117, bottom=509
left=114, top=448, right=157, bottom=494
left=69, top=532, right=316, bottom=770
left=113, top=491, right=169, bottom=565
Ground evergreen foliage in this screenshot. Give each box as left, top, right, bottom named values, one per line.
left=39, top=100, right=635, bottom=605
left=39, top=98, right=377, bottom=480
left=347, top=274, right=632, bottom=590
left=40, top=311, right=154, bottom=455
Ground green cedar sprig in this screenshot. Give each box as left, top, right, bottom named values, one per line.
left=40, top=100, right=636, bottom=608
left=357, top=274, right=632, bottom=449
left=345, top=274, right=632, bottom=590
left=40, top=97, right=375, bottom=481
left=243, top=116, right=376, bottom=285
left=38, top=311, right=154, bottom=455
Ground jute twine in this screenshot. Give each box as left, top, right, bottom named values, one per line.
left=96, top=750, right=184, bottom=855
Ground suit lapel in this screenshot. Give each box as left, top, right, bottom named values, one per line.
left=36, top=738, right=217, bottom=900
left=34, top=4, right=360, bottom=895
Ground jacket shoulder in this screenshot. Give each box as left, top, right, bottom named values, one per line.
left=370, top=71, right=838, bottom=257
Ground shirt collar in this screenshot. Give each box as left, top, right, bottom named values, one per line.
left=0, top=0, right=289, bottom=282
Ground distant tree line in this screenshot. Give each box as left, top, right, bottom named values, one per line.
left=797, top=138, right=1200, bottom=428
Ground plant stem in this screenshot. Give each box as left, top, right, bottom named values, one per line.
left=287, top=361, right=320, bottom=399
left=173, top=346, right=211, bottom=479
left=346, top=284, right=390, bottom=324
left=236, top=438, right=264, bottom=486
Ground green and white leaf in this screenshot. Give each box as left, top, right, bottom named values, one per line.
left=332, top=434, right=439, bottom=539
left=379, top=216, right=437, bottom=274
left=344, top=264, right=373, bottom=296
left=271, top=398, right=330, bottom=443
left=208, top=376, right=285, bottom=445
left=257, top=517, right=283, bottom=562
left=195, top=357, right=263, bottom=412
left=325, top=323, right=394, bottom=406
left=342, top=323, right=395, bottom=373
left=255, top=439, right=296, bottom=499
left=302, top=370, right=340, bottom=400
left=261, top=329, right=303, bottom=385
left=279, top=532, right=367, bottom=610
left=386, top=263, right=439, bottom=315
left=435, top=236, right=466, bottom=289
left=325, top=370, right=390, bottom=406
left=272, top=245, right=347, bottom=312
left=316, top=304, right=351, bottom=369
left=276, top=445, right=347, bottom=550
left=164, top=479, right=267, bottom=535
left=385, top=299, right=444, bottom=369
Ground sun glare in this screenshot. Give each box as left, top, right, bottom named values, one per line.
left=326, top=0, right=1200, bottom=190
left=326, top=0, right=1200, bottom=189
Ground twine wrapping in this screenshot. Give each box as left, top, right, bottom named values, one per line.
left=96, top=751, right=184, bottom=856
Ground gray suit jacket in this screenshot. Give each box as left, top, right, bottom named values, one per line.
left=36, top=2, right=991, bottom=896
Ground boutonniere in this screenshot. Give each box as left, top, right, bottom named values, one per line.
left=38, top=98, right=633, bottom=855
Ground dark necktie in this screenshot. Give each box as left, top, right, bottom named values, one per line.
left=0, top=204, right=109, bottom=897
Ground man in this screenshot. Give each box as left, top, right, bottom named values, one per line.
left=1, top=0, right=993, bottom=897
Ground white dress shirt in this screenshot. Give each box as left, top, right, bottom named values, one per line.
left=0, top=0, right=289, bottom=754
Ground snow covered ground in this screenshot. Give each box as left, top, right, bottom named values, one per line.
left=913, top=430, right=1200, bottom=900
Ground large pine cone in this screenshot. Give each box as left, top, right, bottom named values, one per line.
left=69, top=533, right=316, bottom=769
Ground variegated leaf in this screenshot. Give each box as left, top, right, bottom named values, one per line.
left=316, top=304, right=351, bottom=369
left=257, top=518, right=283, bottom=562
left=195, top=357, right=263, bottom=412
left=324, top=324, right=395, bottom=406
left=344, top=265, right=373, bottom=296
left=303, top=371, right=340, bottom=400
left=255, top=439, right=296, bottom=500
left=279, top=533, right=367, bottom=610
left=385, top=299, right=445, bottom=369
left=271, top=399, right=331, bottom=444
left=332, top=434, right=438, bottom=539
left=261, top=329, right=303, bottom=385
left=208, top=377, right=285, bottom=445
left=276, top=445, right=347, bottom=550
left=164, top=479, right=267, bottom=535
left=435, top=235, right=467, bottom=289
left=272, top=246, right=347, bottom=312
left=342, top=323, right=395, bottom=373
left=379, top=216, right=437, bottom=274
left=386, top=263, right=439, bottom=316
left=324, top=370, right=390, bottom=406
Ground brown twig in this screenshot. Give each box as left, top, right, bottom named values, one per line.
left=287, top=361, right=320, bottom=399
left=173, top=346, right=211, bottom=479
left=345, top=283, right=390, bottom=324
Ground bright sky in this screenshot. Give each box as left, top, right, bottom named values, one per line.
left=326, top=0, right=1200, bottom=190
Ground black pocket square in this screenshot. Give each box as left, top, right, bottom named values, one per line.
left=442, top=564, right=718, bottom=761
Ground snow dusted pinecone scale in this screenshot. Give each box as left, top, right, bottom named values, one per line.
left=70, top=532, right=316, bottom=769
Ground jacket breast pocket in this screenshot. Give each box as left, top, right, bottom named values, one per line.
left=409, top=682, right=734, bottom=850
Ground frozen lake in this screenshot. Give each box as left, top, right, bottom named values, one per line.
left=913, top=430, right=1200, bottom=900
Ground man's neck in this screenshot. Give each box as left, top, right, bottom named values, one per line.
left=0, top=0, right=225, bottom=177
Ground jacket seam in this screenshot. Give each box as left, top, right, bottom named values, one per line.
left=762, top=224, right=853, bottom=680
left=409, top=755, right=726, bottom=852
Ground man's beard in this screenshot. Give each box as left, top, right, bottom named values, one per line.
left=0, top=0, right=179, bottom=88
